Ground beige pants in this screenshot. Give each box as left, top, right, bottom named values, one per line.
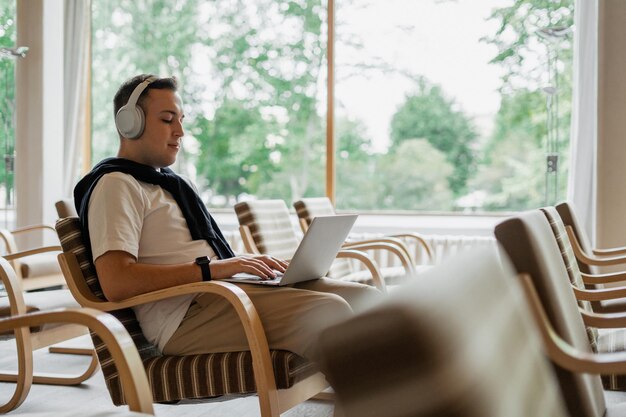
left=162, top=278, right=382, bottom=360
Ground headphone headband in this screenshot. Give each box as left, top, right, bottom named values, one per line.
left=115, top=76, right=158, bottom=139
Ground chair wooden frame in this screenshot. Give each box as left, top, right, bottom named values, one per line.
left=0, top=305, right=154, bottom=415
left=294, top=198, right=434, bottom=264
left=0, top=224, right=66, bottom=291
left=0, top=256, right=100, bottom=413
left=520, top=272, right=626, bottom=375
left=57, top=250, right=329, bottom=417
left=239, top=224, right=390, bottom=292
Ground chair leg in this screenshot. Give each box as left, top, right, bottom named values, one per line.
left=0, top=348, right=98, bottom=385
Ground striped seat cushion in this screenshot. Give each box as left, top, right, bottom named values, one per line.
left=541, top=207, right=599, bottom=352
left=55, top=217, right=317, bottom=405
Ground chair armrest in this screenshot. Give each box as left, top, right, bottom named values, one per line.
left=11, top=224, right=56, bottom=235
left=3, top=246, right=62, bottom=261
left=567, top=226, right=626, bottom=266
left=572, top=285, right=626, bottom=302
left=389, top=233, right=433, bottom=262
left=0, top=308, right=155, bottom=415
left=343, top=237, right=415, bottom=265
left=581, top=271, right=626, bottom=285
left=579, top=308, right=626, bottom=329
left=593, top=246, right=626, bottom=256
left=341, top=241, right=416, bottom=278
left=336, top=249, right=386, bottom=293
left=519, top=273, right=626, bottom=375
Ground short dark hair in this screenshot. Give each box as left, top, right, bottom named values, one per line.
left=113, top=74, right=178, bottom=118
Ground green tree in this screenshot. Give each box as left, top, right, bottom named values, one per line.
left=389, top=78, right=477, bottom=197
left=377, top=139, right=454, bottom=211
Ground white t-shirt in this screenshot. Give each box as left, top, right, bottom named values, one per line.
left=88, top=171, right=217, bottom=351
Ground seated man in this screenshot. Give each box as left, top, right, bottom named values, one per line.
left=73, top=74, right=380, bottom=360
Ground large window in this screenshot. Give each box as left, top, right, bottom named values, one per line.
left=0, top=0, right=16, bottom=227
left=92, top=0, right=573, bottom=212
left=335, top=0, right=573, bottom=212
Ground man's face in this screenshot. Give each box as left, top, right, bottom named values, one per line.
left=132, top=88, right=185, bottom=168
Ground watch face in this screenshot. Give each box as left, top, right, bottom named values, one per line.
left=196, top=256, right=209, bottom=265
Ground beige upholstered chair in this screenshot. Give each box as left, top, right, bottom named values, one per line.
left=0, top=304, right=154, bottom=415
left=294, top=197, right=433, bottom=265
left=495, top=209, right=626, bottom=408
left=317, top=248, right=569, bottom=417
left=234, top=199, right=418, bottom=291
left=55, top=217, right=328, bottom=417
left=0, top=256, right=99, bottom=413
left=556, top=201, right=626, bottom=274
left=0, top=225, right=66, bottom=291
left=542, top=206, right=626, bottom=315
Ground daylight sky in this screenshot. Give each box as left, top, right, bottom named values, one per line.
left=335, top=0, right=510, bottom=151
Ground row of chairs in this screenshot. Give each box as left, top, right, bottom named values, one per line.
left=10, top=198, right=613, bottom=416
left=318, top=202, right=626, bottom=417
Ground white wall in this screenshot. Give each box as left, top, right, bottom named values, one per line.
left=597, top=0, right=626, bottom=248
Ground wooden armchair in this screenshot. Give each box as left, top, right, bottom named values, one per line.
left=293, top=197, right=433, bottom=264
left=54, top=217, right=328, bottom=417
left=541, top=206, right=626, bottom=314
left=0, top=304, right=154, bottom=415
left=495, top=209, right=626, bottom=394
left=0, top=224, right=66, bottom=291
left=0, top=255, right=100, bottom=413
left=556, top=201, right=626, bottom=273
left=234, top=199, right=416, bottom=291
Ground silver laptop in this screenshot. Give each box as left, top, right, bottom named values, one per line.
left=223, top=214, right=358, bottom=286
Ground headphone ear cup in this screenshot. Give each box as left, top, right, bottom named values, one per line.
left=115, top=105, right=145, bottom=139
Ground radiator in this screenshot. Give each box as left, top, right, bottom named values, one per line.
left=223, top=230, right=496, bottom=269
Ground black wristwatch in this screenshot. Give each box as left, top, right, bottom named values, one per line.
left=195, top=256, right=211, bottom=281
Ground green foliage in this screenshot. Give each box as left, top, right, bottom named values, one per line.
left=376, top=139, right=454, bottom=211
left=389, top=79, right=477, bottom=197
left=473, top=0, right=574, bottom=210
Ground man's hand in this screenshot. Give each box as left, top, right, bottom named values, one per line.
left=210, top=255, right=289, bottom=280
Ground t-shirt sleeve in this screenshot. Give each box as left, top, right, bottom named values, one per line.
left=88, top=172, right=145, bottom=261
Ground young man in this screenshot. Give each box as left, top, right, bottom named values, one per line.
left=74, top=74, right=380, bottom=360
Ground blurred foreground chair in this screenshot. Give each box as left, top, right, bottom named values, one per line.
left=55, top=217, right=328, bottom=416
left=0, top=256, right=101, bottom=413
left=317, top=248, right=573, bottom=417
left=235, top=199, right=417, bottom=291
left=0, top=304, right=154, bottom=415
left=0, top=224, right=66, bottom=291
left=495, top=210, right=626, bottom=402
left=293, top=197, right=433, bottom=267
left=556, top=201, right=626, bottom=275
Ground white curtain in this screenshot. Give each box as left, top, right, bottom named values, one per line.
left=567, top=0, right=598, bottom=245
left=63, top=0, right=91, bottom=197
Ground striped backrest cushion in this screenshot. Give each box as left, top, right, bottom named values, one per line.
left=293, top=198, right=335, bottom=227
left=55, top=217, right=161, bottom=358
left=234, top=200, right=300, bottom=260
left=541, top=207, right=598, bottom=351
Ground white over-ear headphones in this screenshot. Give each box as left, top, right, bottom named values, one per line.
left=115, top=76, right=157, bottom=139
